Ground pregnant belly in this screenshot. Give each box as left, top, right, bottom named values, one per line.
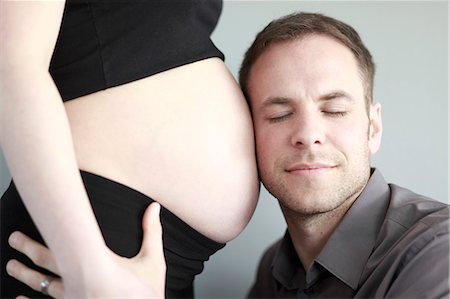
left=64, top=58, right=260, bottom=243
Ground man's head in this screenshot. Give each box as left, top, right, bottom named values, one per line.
left=240, top=12, right=382, bottom=217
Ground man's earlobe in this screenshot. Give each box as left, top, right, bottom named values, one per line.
left=369, top=102, right=382, bottom=154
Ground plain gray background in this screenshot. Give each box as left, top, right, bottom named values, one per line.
left=0, top=1, right=448, bottom=298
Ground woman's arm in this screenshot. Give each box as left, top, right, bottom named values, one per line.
left=1, top=2, right=163, bottom=297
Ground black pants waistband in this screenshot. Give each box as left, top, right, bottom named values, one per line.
left=1, top=170, right=225, bottom=298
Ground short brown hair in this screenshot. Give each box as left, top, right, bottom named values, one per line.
left=239, top=12, right=375, bottom=108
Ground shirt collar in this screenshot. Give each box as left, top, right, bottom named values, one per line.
left=271, top=168, right=391, bottom=291
left=271, top=231, right=303, bottom=290
left=316, top=168, right=391, bottom=289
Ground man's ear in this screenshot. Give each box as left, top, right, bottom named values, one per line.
left=368, top=102, right=382, bottom=154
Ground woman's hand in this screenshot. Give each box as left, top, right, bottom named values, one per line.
left=6, top=202, right=166, bottom=299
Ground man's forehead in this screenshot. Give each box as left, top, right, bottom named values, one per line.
left=247, top=36, right=364, bottom=107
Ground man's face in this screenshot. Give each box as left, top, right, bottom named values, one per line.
left=247, top=35, right=382, bottom=216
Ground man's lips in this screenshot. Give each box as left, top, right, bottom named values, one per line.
left=286, top=163, right=336, bottom=173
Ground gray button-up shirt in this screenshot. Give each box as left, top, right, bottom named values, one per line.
left=248, top=169, right=449, bottom=298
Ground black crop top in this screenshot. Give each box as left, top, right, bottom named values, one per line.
left=49, top=0, right=224, bottom=101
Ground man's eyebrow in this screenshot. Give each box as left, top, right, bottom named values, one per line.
left=261, top=97, right=292, bottom=108
left=319, top=90, right=355, bottom=102
left=259, top=91, right=354, bottom=109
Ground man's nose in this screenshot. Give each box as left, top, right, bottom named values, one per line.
left=290, top=113, right=325, bottom=148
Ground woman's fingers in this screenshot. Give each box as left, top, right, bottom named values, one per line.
left=8, top=231, right=59, bottom=275
left=7, top=231, right=63, bottom=298
left=6, top=259, right=64, bottom=299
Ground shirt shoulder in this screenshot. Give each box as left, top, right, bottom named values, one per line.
left=386, top=184, right=448, bottom=231
left=359, top=185, right=449, bottom=298
left=360, top=223, right=449, bottom=298
left=374, top=184, right=449, bottom=258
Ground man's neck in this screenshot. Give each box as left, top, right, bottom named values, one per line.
left=281, top=196, right=358, bottom=271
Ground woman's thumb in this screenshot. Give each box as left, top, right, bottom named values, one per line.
left=138, top=202, right=165, bottom=263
